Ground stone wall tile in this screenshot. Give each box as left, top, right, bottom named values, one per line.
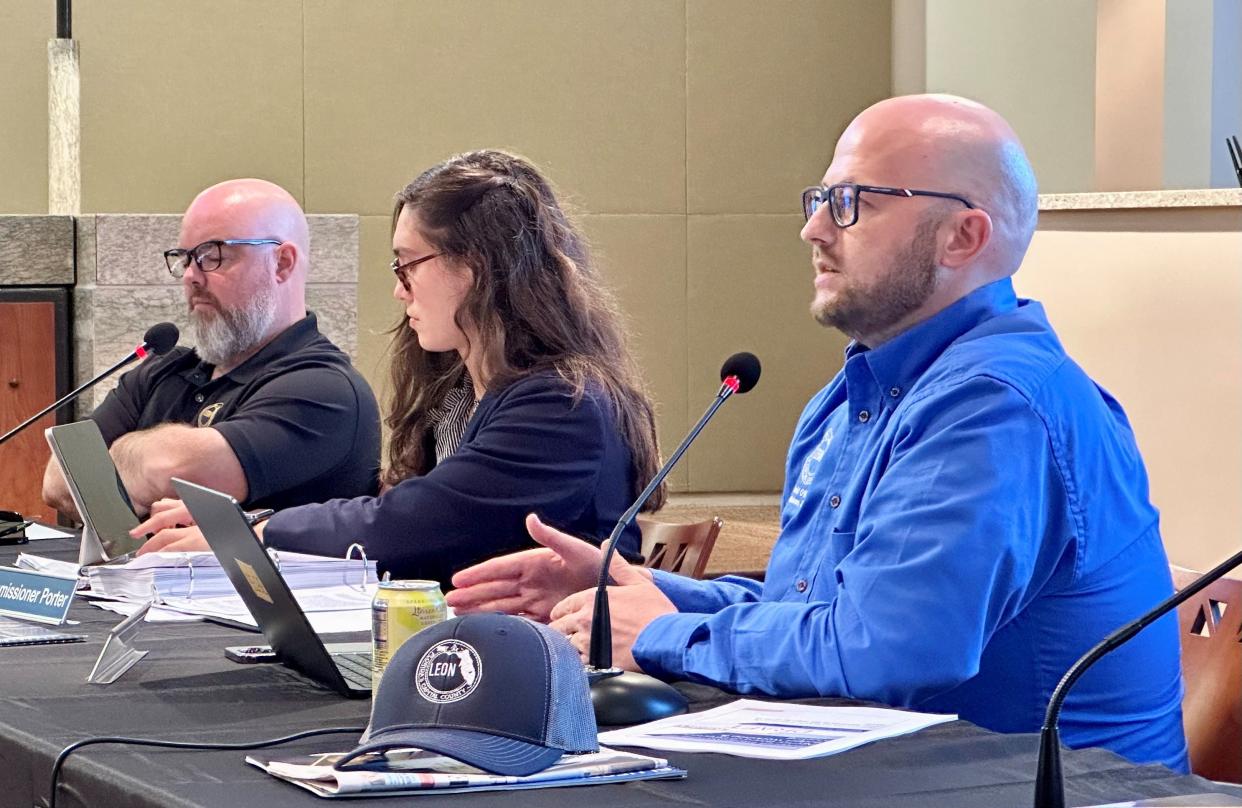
left=0, top=216, right=74, bottom=285
left=95, top=215, right=180, bottom=287
left=307, top=285, right=359, bottom=360
left=76, top=215, right=97, bottom=285
left=309, top=216, right=359, bottom=283
left=80, top=285, right=187, bottom=410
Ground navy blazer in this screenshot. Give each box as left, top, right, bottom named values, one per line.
left=262, top=372, right=641, bottom=584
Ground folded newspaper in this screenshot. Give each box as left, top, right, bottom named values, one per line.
left=246, top=747, right=686, bottom=797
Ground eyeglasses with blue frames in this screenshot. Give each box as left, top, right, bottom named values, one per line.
left=164, top=239, right=283, bottom=278
left=802, top=183, right=975, bottom=228
left=390, top=253, right=442, bottom=293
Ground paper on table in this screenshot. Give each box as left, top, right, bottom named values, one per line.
left=26, top=524, right=74, bottom=541
left=1085, top=797, right=1242, bottom=807
left=88, top=598, right=208, bottom=623
left=15, top=553, right=83, bottom=579
left=598, top=699, right=956, bottom=760
left=86, top=584, right=376, bottom=633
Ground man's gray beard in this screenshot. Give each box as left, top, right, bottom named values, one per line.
left=191, top=282, right=278, bottom=367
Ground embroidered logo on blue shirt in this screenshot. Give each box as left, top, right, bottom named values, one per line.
left=787, top=427, right=834, bottom=510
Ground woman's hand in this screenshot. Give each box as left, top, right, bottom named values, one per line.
left=447, top=514, right=649, bottom=622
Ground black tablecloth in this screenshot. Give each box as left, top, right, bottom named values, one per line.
left=2, top=538, right=1236, bottom=808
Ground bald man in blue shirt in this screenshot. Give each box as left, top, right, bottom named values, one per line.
left=447, top=94, right=1188, bottom=771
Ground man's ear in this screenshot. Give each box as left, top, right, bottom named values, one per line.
left=939, top=209, right=992, bottom=269
left=273, top=243, right=298, bottom=282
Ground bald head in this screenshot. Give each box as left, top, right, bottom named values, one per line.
left=183, top=179, right=311, bottom=266
left=836, top=94, right=1038, bottom=276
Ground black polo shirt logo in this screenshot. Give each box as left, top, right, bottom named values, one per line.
left=197, top=402, right=224, bottom=427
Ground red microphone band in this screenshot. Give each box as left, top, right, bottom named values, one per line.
left=722, top=375, right=740, bottom=394
left=135, top=345, right=150, bottom=360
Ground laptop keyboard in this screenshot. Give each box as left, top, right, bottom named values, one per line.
left=333, top=651, right=373, bottom=689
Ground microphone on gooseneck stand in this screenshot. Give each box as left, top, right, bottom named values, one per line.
left=0, top=322, right=180, bottom=448
left=588, top=351, right=762, bottom=726
left=1033, top=544, right=1242, bottom=808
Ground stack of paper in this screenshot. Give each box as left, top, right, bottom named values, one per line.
left=89, top=584, right=378, bottom=633
left=247, top=747, right=686, bottom=797
left=85, top=551, right=376, bottom=602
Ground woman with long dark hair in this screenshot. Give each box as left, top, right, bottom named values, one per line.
left=139, top=150, right=663, bottom=582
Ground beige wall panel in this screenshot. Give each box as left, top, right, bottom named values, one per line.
left=890, top=0, right=926, bottom=97
left=686, top=215, right=848, bottom=491
left=581, top=214, right=689, bottom=490
left=924, top=0, right=1096, bottom=194
left=303, top=0, right=686, bottom=216
left=0, top=2, right=51, bottom=213
left=356, top=215, right=401, bottom=402
left=76, top=0, right=305, bottom=213
left=1017, top=210, right=1242, bottom=573
left=687, top=0, right=892, bottom=215
left=1093, top=0, right=1165, bottom=192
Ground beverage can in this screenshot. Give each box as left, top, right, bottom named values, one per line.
left=371, top=579, right=447, bottom=690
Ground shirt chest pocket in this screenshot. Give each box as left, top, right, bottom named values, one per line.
left=793, top=529, right=856, bottom=601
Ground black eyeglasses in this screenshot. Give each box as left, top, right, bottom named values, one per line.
left=164, top=239, right=283, bottom=278
left=390, top=253, right=441, bottom=292
left=802, top=183, right=975, bottom=228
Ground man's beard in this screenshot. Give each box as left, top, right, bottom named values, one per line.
left=812, top=215, right=940, bottom=344
left=190, top=278, right=278, bottom=367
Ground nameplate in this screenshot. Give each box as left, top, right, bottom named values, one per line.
left=0, top=567, right=78, bottom=625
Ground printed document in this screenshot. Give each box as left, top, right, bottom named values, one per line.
left=598, top=699, right=956, bottom=759
left=86, top=584, right=376, bottom=633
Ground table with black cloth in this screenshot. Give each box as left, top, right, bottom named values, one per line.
left=1, top=537, right=1236, bottom=808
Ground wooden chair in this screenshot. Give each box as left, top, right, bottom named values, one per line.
left=637, top=516, right=723, bottom=579
left=1171, top=566, right=1242, bottom=783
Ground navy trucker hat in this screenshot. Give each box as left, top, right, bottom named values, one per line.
left=334, top=613, right=598, bottom=776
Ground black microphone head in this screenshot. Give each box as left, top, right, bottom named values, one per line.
left=143, top=322, right=180, bottom=355
left=720, top=352, right=761, bottom=394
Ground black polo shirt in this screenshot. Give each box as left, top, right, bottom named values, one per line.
left=91, top=313, right=381, bottom=511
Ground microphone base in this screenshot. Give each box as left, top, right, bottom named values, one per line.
left=586, top=666, right=624, bottom=684
left=1033, top=725, right=1065, bottom=808
left=590, top=671, right=688, bottom=727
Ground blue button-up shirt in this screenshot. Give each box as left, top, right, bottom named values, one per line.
left=634, top=278, right=1188, bottom=771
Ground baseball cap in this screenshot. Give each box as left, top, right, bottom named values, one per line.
left=334, top=613, right=598, bottom=776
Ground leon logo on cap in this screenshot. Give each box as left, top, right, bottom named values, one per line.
left=414, top=640, right=482, bottom=704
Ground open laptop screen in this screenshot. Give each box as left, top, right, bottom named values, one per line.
left=172, top=477, right=368, bottom=698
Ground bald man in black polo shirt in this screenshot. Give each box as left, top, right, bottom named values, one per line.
left=43, top=179, right=380, bottom=515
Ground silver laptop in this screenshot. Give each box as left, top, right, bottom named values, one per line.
left=172, top=478, right=372, bottom=698
left=45, top=420, right=144, bottom=565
